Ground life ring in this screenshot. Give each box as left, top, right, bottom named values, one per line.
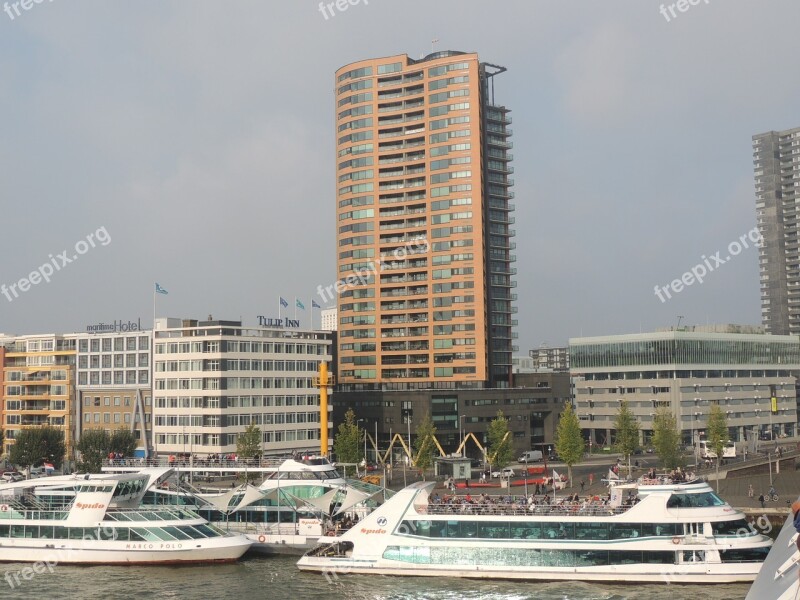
left=672, top=537, right=681, bottom=545
left=0, top=505, right=8, bottom=512
left=258, top=535, right=266, bottom=543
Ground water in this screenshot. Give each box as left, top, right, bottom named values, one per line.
left=2, top=555, right=751, bottom=600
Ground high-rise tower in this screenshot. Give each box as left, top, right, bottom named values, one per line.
left=754, top=126, right=800, bottom=334
left=334, top=51, right=517, bottom=392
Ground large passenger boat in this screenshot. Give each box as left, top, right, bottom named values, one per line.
left=0, top=469, right=252, bottom=564
left=298, top=478, right=772, bottom=583
left=141, top=456, right=388, bottom=555
left=745, top=497, right=800, bottom=600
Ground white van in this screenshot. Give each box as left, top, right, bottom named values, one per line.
left=518, top=450, right=543, bottom=463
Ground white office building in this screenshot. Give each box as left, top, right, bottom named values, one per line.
left=152, top=318, right=332, bottom=456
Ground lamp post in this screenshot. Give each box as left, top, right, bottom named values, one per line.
left=458, top=415, right=467, bottom=457
left=357, top=419, right=366, bottom=472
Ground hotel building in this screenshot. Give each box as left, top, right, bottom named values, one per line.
left=570, top=327, right=800, bottom=448
left=152, top=318, right=332, bottom=456
left=1, top=334, right=77, bottom=460
left=754, top=126, right=800, bottom=335
left=74, top=326, right=153, bottom=457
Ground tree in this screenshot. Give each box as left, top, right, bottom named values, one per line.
left=236, top=423, right=262, bottom=460
left=333, top=409, right=363, bottom=471
left=487, top=410, right=513, bottom=470
left=110, top=429, right=138, bottom=458
left=706, top=403, right=729, bottom=492
left=10, top=426, right=66, bottom=473
left=652, top=408, right=682, bottom=470
left=555, top=403, right=585, bottom=487
left=77, top=429, right=111, bottom=473
left=413, top=413, right=437, bottom=479
left=613, top=401, right=640, bottom=478
left=0, top=429, right=4, bottom=458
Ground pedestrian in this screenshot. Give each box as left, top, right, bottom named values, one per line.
left=748, top=484, right=754, bottom=498
left=759, top=493, right=765, bottom=509
left=464, top=478, right=469, bottom=489
left=580, top=480, right=585, bottom=492
left=588, top=473, right=594, bottom=486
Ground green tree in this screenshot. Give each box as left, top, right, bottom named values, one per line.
left=487, top=410, right=513, bottom=470
left=0, top=429, right=4, bottom=458
left=652, top=408, right=682, bottom=470
left=555, top=403, right=585, bottom=487
left=333, top=409, right=363, bottom=473
left=706, top=403, right=729, bottom=492
left=413, top=413, right=437, bottom=479
left=110, top=429, right=138, bottom=458
left=77, top=429, right=111, bottom=473
left=613, top=400, right=640, bottom=478
left=236, top=423, right=262, bottom=460
left=10, top=426, right=66, bottom=473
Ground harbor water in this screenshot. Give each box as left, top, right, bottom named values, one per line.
left=2, top=555, right=751, bottom=600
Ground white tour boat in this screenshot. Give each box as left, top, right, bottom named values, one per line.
left=141, top=457, right=389, bottom=555
left=745, top=497, right=800, bottom=600
left=0, top=469, right=252, bottom=564
left=298, top=478, right=772, bottom=583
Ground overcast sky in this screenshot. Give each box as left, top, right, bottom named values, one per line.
left=1, top=0, right=798, bottom=352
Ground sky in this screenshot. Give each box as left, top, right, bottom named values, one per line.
left=0, top=0, right=798, bottom=353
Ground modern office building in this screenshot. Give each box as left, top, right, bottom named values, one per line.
left=151, top=318, right=332, bottom=456
left=754, top=126, right=800, bottom=335
left=334, top=50, right=516, bottom=391
left=1, top=334, right=77, bottom=460
left=570, top=328, right=800, bottom=449
left=74, top=327, right=153, bottom=457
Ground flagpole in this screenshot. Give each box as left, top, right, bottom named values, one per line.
left=278, top=297, right=281, bottom=321
left=294, top=297, right=297, bottom=321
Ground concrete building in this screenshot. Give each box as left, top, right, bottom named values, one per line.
left=529, top=345, right=570, bottom=372
left=570, top=329, right=800, bottom=449
left=74, top=324, right=153, bottom=457
left=320, top=308, right=338, bottom=331
left=332, top=371, right=571, bottom=460
left=1, top=334, right=77, bottom=460
left=152, top=318, right=332, bottom=456
left=754, top=126, right=800, bottom=335
left=332, top=50, right=516, bottom=391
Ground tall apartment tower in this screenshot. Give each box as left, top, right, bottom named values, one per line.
left=754, top=126, right=800, bottom=334
left=335, top=51, right=517, bottom=392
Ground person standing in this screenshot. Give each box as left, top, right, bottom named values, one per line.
left=580, top=480, right=585, bottom=493
left=588, top=473, right=594, bottom=486
left=748, top=484, right=754, bottom=498
left=759, top=493, right=765, bottom=509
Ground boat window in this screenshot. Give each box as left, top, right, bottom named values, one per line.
left=477, top=522, right=510, bottom=539
left=509, top=524, right=540, bottom=539
left=720, top=547, right=770, bottom=562
left=181, top=526, right=209, bottom=539
left=98, top=528, right=118, bottom=540
left=129, top=528, right=148, bottom=541
left=711, top=519, right=751, bottom=536
left=574, top=523, right=609, bottom=540
left=667, top=492, right=725, bottom=508
left=162, top=526, right=193, bottom=540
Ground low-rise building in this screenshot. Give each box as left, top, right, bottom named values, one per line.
left=570, top=328, right=800, bottom=448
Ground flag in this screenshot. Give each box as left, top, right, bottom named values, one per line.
left=280, top=297, right=288, bottom=308
left=608, top=468, right=619, bottom=480
left=552, top=469, right=560, bottom=482
left=296, top=299, right=305, bottom=310
left=155, top=283, right=168, bottom=295
left=312, top=300, right=321, bottom=309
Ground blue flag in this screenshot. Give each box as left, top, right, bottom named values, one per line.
left=296, top=299, right=305, bottom=310
left=280, top=297, right=288, bottom=308
left=312, top=300, right=321, bottom=309
left=155, top=283, right=168, bottom=295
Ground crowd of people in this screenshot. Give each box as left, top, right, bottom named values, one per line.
left=425, top=490, right=630, bottom=516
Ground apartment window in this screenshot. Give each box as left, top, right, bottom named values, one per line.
left=114, top=396, right=120, bottom=406
left=91, top=339, right=100, bottom=352
left=114, top=337, right=124, bottom=351
left=93, top=413, right=100, bottom=423
left=104, top=413, right=110, bottom=423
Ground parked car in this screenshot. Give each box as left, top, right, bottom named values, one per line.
left=491, top=467, right=515, bottom=479
left=1, top=472, right=24, bottom=483
left=548, top=452, right=560, bottom=461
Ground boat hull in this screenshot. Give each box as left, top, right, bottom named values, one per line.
left=297, top=558, right=762, bottom=584
left=0, top=537, right=252, bottom=565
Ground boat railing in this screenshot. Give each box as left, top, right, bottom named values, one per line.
left=102, top=457, right=287, bottom=469
left=103, top=508, right=200, bottom=522
left=420, top=501, right=631, bottom=518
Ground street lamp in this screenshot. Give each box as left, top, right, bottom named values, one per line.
left=458, top=415, right=467, bottom=457
left=357, top=419, right=367, bottom=469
